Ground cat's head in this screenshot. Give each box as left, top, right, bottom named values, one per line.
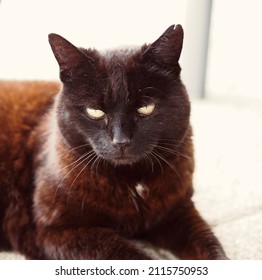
left=48, top=25, right=190, bottom=166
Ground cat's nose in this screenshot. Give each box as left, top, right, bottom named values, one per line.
left=111, top=122, right=132, bottom=150
left=112, top=136, right=131, bottom=150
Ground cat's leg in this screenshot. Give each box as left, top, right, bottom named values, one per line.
left=35, top=227, right=152, bottom=260
left=143, top=199, right=228, bottom=260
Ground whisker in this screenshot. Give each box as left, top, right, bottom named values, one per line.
left=139, top=86, right=164, bottom=94
left=81, top=194, right=87, bottom=217
left=35, top=145, right=93, bottom=183
left=52, top=151, right=95, bottom=207
left=150, top=150, right=184, bottom=187
left=58, top=150, right=94, bottom=175
left=95, top=157, right=103, bottom=184
left=66, top=152, right=97, bottom=206
left=90, top=155, right=102, bottom=186
left=158, top=138, right=186, bottom=145
left=148, top=151, right=164, bottom=175
left=154, top=145, right=192, bottom=160
left=56, top=143, right=91, bottom=159
left=142, top=153, right=154, bottom=174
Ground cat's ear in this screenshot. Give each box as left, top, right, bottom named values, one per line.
left=48, top=33, right=93, bottom=83
left=142, top=24, right=183, bottom=66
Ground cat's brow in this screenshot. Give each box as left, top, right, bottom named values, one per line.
left=139, top=86, right=163, bottom=94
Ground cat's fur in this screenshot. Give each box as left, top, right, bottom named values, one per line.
left=0, top=25, right=227, bottom=259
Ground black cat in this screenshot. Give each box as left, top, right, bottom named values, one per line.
left=0, top=25, right=227, bottom=259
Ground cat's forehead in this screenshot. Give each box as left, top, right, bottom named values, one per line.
left=101, top=47, right=140, bottom=61
left=84, top=47, right=164, bottom=106
left=99, top=48, right=141, bottom=102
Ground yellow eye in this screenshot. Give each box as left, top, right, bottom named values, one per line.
left=86, top=108, right=105, bottom=119
left=137, top=103, right=155, bottom=116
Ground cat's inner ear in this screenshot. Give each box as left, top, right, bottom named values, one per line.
left=142, top=24, right=184, bottom=66
left=48, top=33, right=91, bottom=82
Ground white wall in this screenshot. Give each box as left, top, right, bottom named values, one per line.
left=207, top=0, right=262, bottom=100
left=1, top=0, right=261, bottom=103
left=0, top=0, right=187, bottom=80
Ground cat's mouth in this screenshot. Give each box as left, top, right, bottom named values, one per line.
left=109, top=155, right=139, bottom=166
left=97, top=152, right=141, bottom=166
left=89, top=138, right=142, bottom=166
left=111, top=156, right=134, bottom=165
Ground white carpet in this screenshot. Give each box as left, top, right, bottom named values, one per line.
left=1, top=97, right=261, bottom=260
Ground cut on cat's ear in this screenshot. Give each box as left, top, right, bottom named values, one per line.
left=48, top=33, right=92, bottom=83
left=142, top=24, right=184, bottom=66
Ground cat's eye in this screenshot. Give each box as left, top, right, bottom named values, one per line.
left=86, top=108, right=106, bottom=119
left=137, top=103, right=156, bottom=116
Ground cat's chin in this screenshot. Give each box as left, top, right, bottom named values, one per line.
left=108, top=156, right=140, bottom=167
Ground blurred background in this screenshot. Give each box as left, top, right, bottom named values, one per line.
left=1, top=0, right=262, bottom=101
left=0, top=0, right=261, bottom=259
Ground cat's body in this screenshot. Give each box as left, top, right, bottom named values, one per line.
left=0, top=81, right=59, bottom=256
left=0, top=25, right=227, bottom=259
